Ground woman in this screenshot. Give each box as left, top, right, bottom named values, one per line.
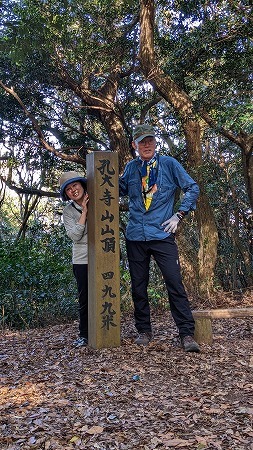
left=59, top=171, right=89, bottom=347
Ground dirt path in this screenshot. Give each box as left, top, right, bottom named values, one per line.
left=1, top=312, right=253, bottom=449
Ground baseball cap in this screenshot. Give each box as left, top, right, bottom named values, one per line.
left=132, top=124, right=155, bottom=143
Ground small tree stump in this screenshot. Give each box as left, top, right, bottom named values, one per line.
left=194, top=317, right=213, bottom=344
left=193, top=308, right=253, bottom=345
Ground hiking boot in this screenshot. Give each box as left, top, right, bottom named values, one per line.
left=73, top=337, right=88, bottom=348
left=135, top=331, right=153, bottom=346
left=181, top=335, right=200, bottom=353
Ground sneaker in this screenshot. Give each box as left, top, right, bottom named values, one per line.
left=134, top=331, right=153, bottom=346
left=73, top=337, right=88, bottom=348
left=181, top=335, right=200, bottom=353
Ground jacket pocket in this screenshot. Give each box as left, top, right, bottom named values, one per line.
left=157, top=185, right=175, bottom=203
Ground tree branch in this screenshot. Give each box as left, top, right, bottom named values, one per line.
left=0, top=81, right=86, bottom=165
left=0, top=174, right=59, bottom=198
left=199, top=108, right=253, bottom=153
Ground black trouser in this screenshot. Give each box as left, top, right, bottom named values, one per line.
left=73, top=264, right=88, bottom=339
left=126, top=236, right=195, bottom=337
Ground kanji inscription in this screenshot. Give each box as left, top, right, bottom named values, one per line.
left=87, top=151, right=120, bottom=349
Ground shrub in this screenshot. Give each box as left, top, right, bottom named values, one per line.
left=0, top=223, right=78, bottom=329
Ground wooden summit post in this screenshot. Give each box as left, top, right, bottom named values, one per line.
left=86, top=151, right=121, bottom=349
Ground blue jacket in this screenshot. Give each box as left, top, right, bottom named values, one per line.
left=119, top=154, right=199, bottom=241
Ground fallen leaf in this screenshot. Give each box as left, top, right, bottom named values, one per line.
left=86, top=426, right=104, bottom=435
left=69, top=436, right=80, bottom=443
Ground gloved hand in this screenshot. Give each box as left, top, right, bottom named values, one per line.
left=162, top=214, right=182, bottom=233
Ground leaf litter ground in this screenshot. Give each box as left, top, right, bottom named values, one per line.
left=1, top=308, right=253, bottom=450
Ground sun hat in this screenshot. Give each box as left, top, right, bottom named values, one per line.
left=59, top=171, right=87, bottom=201
left=132, top=124, right=155, bottom=143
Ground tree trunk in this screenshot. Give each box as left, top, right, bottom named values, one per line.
left=55, top=63, right=132, bottom=171
left=182, top=119, right=219, bottom=297
left=241, top=136, right=253, bottom=211
left=100, top=111, right=132, bottom=172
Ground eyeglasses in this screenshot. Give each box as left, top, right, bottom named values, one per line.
left=138, top=137, right=155, bottom=146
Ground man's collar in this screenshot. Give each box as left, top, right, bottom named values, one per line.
left=138, top=153, right=157, bottom=165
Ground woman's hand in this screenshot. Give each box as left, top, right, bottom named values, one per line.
left=81, top=193, right=89, bottom=213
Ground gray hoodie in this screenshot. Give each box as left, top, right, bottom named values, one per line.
left=62, top=201, right=88, bottom=264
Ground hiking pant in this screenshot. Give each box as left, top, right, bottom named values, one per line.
left=73, top=264, right=88, bottom=339
left=126, top=236, right=195, bottom=337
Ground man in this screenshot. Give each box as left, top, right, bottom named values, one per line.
left=119, top=124, right=200, bottom=352
left=59, top=171, right=89, bottom=348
